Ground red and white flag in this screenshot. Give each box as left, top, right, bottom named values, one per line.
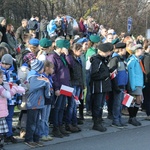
left=110, top=69, right=117, bottom=80
left=73, top=95, right=81, bottom=105
left=122, top=93, right=134, bottom=107
left=60, top=85, right=74, bottom=97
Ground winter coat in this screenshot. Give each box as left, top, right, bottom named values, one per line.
left=46, top=51, right=74, bottom=91
left=27, top=70, right=50, bottom=109
left=0, top=83, right=25, bottom=118
left=47, top=20, right=57, bottom=36
left=79, top=21, right=86, bottom=33
left=127, top=54, right=144, bottom=91
left=15, top=26, right=29, bottom=45
left=0, top=24, right=7, bottom=43
left=67, top=20, right=73, bottom=36
left=6, top=32, right=18, bottom=53
left=0, top=64, right=23, bottom=105
left=109, top=52, right=128, bottom=92
left=40, top=19, right=49, bottom=32
left=90, top=54, right=112, bottom=93
left=70, top=56, right=84, bottom=87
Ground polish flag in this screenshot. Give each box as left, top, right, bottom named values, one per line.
left=73, top=95, right=81, bottom=105
left=110, top=69, right=117, bottom=80
left=60, top=85, right=74, bottom=97
left=122, top=93, right=134, bottom=107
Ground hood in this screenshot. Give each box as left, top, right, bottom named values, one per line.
left=27, top=70, right=40, bottom=81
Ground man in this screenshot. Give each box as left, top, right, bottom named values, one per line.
left=15, top=19, right=29, bottom=45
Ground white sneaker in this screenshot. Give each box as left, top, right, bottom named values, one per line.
left=47, top=135, right=53, bottom=141
left=41, top=136, right=49, bottom=141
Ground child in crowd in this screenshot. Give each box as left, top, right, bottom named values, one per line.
left=109, top=43, right=128, bottom=128
left=0, top=70, right=25, bottom=149
left=24, top=59, right=51, bottom=148
left=17, top=52, right=36, bottom=134
left=47, top=38, right=73, bottom=138
left=0, top=54, right=22, bottom=143
left=90, top=43, right=113, bottom=132
left=39, top=60, right=54, bottom=141
left=127, top=44, right=144, bottom=126
left=65, top=43, right=83, bottom=132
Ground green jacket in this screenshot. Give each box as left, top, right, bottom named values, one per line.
left=85, top=47, right=97, bottom=61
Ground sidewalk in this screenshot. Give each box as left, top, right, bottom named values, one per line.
left=4, top=109, right=150, bottom=150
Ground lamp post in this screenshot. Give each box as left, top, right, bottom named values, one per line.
left=146, top=0, right=150, bottom=38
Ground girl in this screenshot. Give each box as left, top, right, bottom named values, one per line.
left=127, top=44, right=144, bottom=126
left=0, top=70, right=25, bottom=149
left=66, top=43, right=84, bottom=132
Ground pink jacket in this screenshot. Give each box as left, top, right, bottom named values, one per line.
left=0, top=84, right=25, bottom=118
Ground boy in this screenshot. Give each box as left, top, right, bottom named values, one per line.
left=109, top=42, right=128, bottom=128
left=90, top=43, right=113, bottom=132
left=24, top=59, right=50, bottom=148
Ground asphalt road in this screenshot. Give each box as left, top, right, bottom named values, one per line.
left=36, top=125, right=150, bottom=150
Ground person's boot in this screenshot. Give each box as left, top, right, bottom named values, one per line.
left=79, top=99, right=84, bottom=120
left=59, top=125, right=70, bottom=136
left=52, top=127, right=64, bottom=138
left=92, top=118, right=107, bottom=132
left=66, top=124, right=79, bottom=133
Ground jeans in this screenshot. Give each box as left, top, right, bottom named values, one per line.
left=25, top=109, right=41, bottom=142
left=39, top=105, right=51, bottom=137
left=53, top=95, right=67, bottom=127
left=66, top=86, right=81, bottom=125
left=112, top=89, right=124, bottom=124
left=85, top=70, right=92, bottom=112
left=6, top=105, right=15, bottom=137
left=92, top=93, right=106, bottom=118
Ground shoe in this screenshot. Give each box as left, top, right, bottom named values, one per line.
left=66, top=124, right=79, bottom=133
left=24, top=142, right=37, bottom=148
left=86, top=111, right=92, bottom=116
left=59, top=125, right=70, bottom=136
left=73, top=125, right=81, bottom=132
left=77, top=118, right=84, bottom=125
left=4, top=136, right=17, bottom=143
left=93, top=118, right=107, bottom=132
left=107, top=114, right=113, bottom=120
left=128, top=117, right=141, bottom=126
left=145, top=116, right=150, bottom=121
left=111, top=122, right=124, bottom=129
left=35, top=141, right=44, bottom=147
left=41, top=136, right=49, bottom=141
left=46, top=135, right=53, bottom=141
left=52, top=127, right=64, bottom=138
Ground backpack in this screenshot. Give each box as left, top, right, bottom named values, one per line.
left=15, top=46, right=30, bottom=68
left=28, top=19, right=38, bottom=30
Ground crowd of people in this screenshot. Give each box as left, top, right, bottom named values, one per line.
left=0, top=14, right=150, bottom=149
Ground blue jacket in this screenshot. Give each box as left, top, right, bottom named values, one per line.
left=27, top=70, right=50, bottom=109
left=127, top=54, right=144, bottom=91
left=47, top=20, right=57, bottom=36
left=109, top=52, right=128, bottom=87
left=0, top=64, right=21, bottom=105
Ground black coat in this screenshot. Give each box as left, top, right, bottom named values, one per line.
left=0, top=25, right=7, bottom=43
left=90, top=54, right=112, bottom=93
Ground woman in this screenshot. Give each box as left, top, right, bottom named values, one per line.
left=6, top=24, right=18, bottom=57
